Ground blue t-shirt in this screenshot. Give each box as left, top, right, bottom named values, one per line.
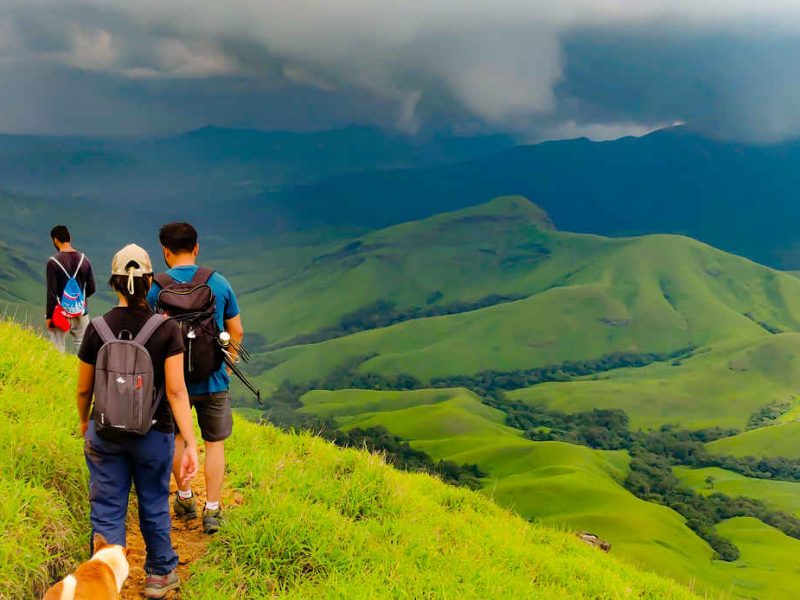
left=147, top=265, right=240, bottom=395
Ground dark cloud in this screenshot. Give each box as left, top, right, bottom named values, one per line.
left=558, top=28, right=800, bottom=142
left=2, top=1, right=800, bottom=141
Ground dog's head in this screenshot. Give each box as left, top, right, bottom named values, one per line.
left=91, top=533, right=130, bottom=592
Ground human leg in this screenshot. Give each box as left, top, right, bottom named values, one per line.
left=70, top=314, right=90, bottom=353
left=83, top=420, right=132, bottom=547
left=192, top=392, right=232, bottom=533
left=131, top=429, right=178, bottom=576
left=49, top=327, right=67, bottom=353
left=193, top=392, right=231, bottom=503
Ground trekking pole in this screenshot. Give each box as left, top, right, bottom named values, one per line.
left=219, top=332, right=261, bottom=403
left=223, top=354, right=262, bottom=403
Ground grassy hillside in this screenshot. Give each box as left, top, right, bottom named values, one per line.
left=253, top=197, right=800, bottom=400
left=0, top=323, right=88, bottom=598
left=296, top=387, right=800, bottom=598
left=509, top=335, right=800, bottom=430
left=707, top=518, right=800, bottom=598
left=676, top=467, right=800, bottom=517
left=0, top=320, right=698, bottom=599
left=706, top=422, right=800, bottom=459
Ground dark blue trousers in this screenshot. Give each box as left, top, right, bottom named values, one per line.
left=84, top=420, right=178, bottom=575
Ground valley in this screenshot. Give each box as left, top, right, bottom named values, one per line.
left=4, top=128, right=800, bottom=598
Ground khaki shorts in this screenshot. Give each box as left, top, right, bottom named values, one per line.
left=189, top=391, right=233, bottom=442
left=50, top=314, right=90, bottom=354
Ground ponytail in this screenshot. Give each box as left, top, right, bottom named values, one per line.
left=108, top=273, right=153, bottom=314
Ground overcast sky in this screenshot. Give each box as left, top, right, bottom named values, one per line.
left=2, top=1, right=800, bottom=142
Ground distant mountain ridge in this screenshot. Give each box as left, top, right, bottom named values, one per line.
left=6, top=124, right=800, bottom=267
left=0, top=125, right=513, bottom=210
left=272, top=126, right=800, bottom=268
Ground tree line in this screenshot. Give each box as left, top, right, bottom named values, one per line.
left=269, top=294, right=525, bottom=350
left=482, top=397, right=800, bottom=561
left=247, top=348, right=800, bottom=561
left=254, top=389, right=486, bottom=490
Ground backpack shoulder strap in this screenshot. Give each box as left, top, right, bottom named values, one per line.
left=190, top=266, right=215, bottom=285
left=92, top=316, right=116, bottom=345
left=133, top=314, right=167, bottom=346
left=72, top=253, right=85, bottom=278
left=49, top=256, right=70, bottom=278
left=154, top=273, right=175, bottom=289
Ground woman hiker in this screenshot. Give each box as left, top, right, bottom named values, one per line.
left=76, top=244, right=199, bottom=598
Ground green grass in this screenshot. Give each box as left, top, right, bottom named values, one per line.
left=705, top=518, right=800, bottom=599
left=255, top=198, right=800, bottom=394
left=0, top=321, right=89, bottom=599
left=301, top=388, right=721, bottom=586
left=0, top=320, right=699, bottom=599
left=675, top=466, right=800, bottom=517
left=298, top=386, right=800, bottom=598
left=706, top=422, right=800, bottom=459
left=509, top=335, right=800, bottom=430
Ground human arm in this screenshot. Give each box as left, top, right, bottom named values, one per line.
left=164, top=354, right=199, bottom=487
left=76, top=359, right=95, bottom=436
left=84, top=259, right=96, bottom=298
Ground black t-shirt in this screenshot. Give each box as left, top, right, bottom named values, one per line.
left=79, top=307, right=184, bottom=438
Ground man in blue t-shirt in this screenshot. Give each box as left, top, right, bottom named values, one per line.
left=147, top=222, right=244, bottom=535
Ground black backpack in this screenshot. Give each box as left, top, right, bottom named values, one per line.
left=154, top=267, right=223, bottom=384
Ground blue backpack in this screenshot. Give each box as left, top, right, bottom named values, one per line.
left=50, top=253, right=86, bottom=317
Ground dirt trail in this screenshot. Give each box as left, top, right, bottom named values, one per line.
left=121, top=451, right=242, bottom=599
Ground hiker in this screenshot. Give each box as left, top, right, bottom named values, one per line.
left=76, top=244, right=199, bottom=599
left=147, top=222, right=244, bottom=535
left=46, top=225, right=96, bottom=353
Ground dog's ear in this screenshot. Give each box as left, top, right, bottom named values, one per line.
left=93, top=533, right=109, bottom=554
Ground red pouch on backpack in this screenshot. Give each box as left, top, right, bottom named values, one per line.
left=52, top=305, right=71, bottom=332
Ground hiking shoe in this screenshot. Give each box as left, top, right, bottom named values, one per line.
left=202, top=507, right=223, bottom=534
left=144, top=569, right=180, bottom=598
left=173, top=493, right=197, bottom=521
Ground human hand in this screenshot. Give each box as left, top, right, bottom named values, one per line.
left=80, top=420, right=89, bottom=438
left=179, top=445, right=199, bottom=488
left=45, top=318, right=54, bottom=331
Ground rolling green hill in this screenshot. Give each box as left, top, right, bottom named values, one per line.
left=0, top=320, right=698, bottom=599
left=252, top=197, right=800, bottom=401
left=296, top=386, right=800, bottom=598
left=509, top=334, right=800, bottom=430
left=706, top=422, right=800, bottom=459
left=270, top=126, right=800, bottom=269
left=676, top=466, right=800, bottom=517
left=7, top=194, right=800, bottom=597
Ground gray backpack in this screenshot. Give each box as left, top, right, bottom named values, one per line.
left=92, top=314, right=167, bottom=436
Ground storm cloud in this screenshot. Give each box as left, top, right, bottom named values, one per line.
left=2, top=0, right=800, bottom=141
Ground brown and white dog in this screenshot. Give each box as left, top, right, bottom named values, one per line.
left=43, top=533, right=130, bottom=600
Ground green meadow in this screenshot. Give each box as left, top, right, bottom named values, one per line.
left=255, top=197, right=800, bottom=395
left=509, top=335, right=800, bottom=430
left=675, top=466, right=800, bottom=516
left=706, top=422, right=800, bottom=459
left=8, top=196, right=800, bottom=598
left=298, top=386, right=800, bottom=597
left=0, top=321, right=700, bottom=599
left=705, top=518, right=800, bottom=599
